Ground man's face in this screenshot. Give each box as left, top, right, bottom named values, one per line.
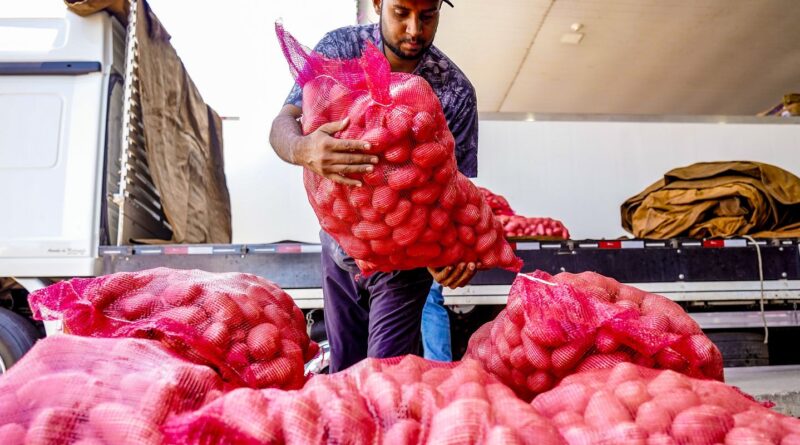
left=374, top=0, right=442, bottom=61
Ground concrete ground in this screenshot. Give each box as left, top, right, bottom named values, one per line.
left=725, top=365, right=800, bottom=417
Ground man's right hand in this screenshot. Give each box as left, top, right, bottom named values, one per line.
left=294, top=117, right=378, bottom=187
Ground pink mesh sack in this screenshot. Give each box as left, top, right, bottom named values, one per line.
left=532, top=362, right=800, bottom=445
left=498, top=215, right=571, bottom=239
left=479, top=186, right=515, bottom=216
left=464, top=271, right=723, bottom=401
left=163, top=355, right=565, bottom=445
left=28, top=268, right=318, bottom=390
left=0, top=335, right=222, bottom=445
left=276, top=24, right=522, bottom=275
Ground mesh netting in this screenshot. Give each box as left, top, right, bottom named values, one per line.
left=464, top=271, right=724, bottom=401
left=162, top=355, right=565, bottom=445
left=532, top=362, right=800, bottom=445
left=0, top=336, right=222, bottom=445
left=28, top=268, right=318, bottom=390
left=276, top=24, right=522, bottom=275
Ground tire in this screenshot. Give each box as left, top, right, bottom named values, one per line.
left=0, top=308, right=41, bottom=373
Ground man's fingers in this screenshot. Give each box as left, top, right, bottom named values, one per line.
left=437, top=266, right=455, bottom=287
left=452, top=263, right=477, bottom=288
left=329, top=164, right=375, bottom=175
left=330, top=138, right=371, bottom=152
left=324, top=172, right=362, bottom=187
left=317, top=117, right=350, bottom=135
left=443, top=263, right=466, bottom=288
left=327, top=153, right=379, bottom=166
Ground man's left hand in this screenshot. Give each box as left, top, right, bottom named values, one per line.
left=428, top=262, right=480, bottom=289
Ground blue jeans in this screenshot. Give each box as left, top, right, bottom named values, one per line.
left=421, top=282, right=452, bottom=361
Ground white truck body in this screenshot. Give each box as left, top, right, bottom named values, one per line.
left=0, top=5, right=124, bottom=278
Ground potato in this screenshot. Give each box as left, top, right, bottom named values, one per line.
left=607, top=362, right=644, bottom=387
left=595, top=329, right=621, bottom=353
left=528, top=320, right=568, bottom=348
left=724, top=427, right=774, bottom=445
left=383, top=419, right=420, bottom=444
left=575, top=352, right=630, bottom=373
left=647, top=370, right=691, bottom=396
left=281, top=396, right=323, bottom=444
left=0, top=393, right=21, bottom=424
left=647, top=432, right=678, bottom=445
left=159, top=305, right=208, bottom=326
left=323, top=397, right=376, bottom=445
left=584, top=389, right=632, bottom=429
left=202, top=321, right=231, bottom=349
left=782, top=434, right=800, bottom=445
left=614, top=380, right=651, bottom=412
left=636, top=401, right=673, bottom=434
left=521, top=329, right=552, bottom=370
left=0, top=424, right=26, bottom=445
left=243, top=357, right=294, bottom=388
left=362, top=373, right=401, bottom=425
left=88, top=403, right=162, bottom=445
left=118, top=292, right=158, bottom=319
left=655, top=347, right=690, bottom=371
left=25, top=407, right=82, bottom=445
left=551, top=337, right=593, bottom=374
left=486, top=426, right=523, bottom=445
left=652, top=388, right=700, bottom=417
left=527, top=371, right=554, bottom=394
left=246, top=322, right=280, bottom=360
left=561, top=425, right=600, bottom=444
left=639, top=314, right=670, bottom=333
left=601, top=421, right=647, bottom=445
left=427, top=398, right=490, bottom=444
left=532, top=383, right=591, bottom=417
left=552, top=411, right=585, bottom=428
left=671, top=404, right=734, bottom=445
left=16, top=371, right=97, bottom=410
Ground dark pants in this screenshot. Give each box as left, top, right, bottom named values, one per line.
left=321, top=234, right=433, bottom=373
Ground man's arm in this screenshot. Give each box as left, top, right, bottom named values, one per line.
left=268, top=105, right=378, bottom=187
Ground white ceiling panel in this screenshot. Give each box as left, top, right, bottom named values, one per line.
left=502, top=0, right=800, bottom=114
left=358, top=0, right=800, bottom=115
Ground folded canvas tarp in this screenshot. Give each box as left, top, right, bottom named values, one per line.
left=622, top=161, right=800, bottom=239
left=66, top=0, right=232, bottom=244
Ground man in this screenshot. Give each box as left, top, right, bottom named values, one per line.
left=269, top=0, right=478, bottom=372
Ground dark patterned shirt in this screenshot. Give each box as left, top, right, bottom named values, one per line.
left=285, top=23, right=478, bottom=177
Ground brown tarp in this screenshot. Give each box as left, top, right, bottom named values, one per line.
left=621, top=161, right=800, bottom=239
left=64, top=0, right=129, bottom=24
left=65, top=0, right=232, bottom=244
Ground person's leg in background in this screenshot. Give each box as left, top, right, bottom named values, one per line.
left=320, top=234, right=369, bottom=373
left=421, top=281, right=453, bottom=361
left=363, top=268, right=433, bottom=359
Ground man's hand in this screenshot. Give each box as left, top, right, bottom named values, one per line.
left=428, top=262, right=480, bottom=289
left=294, top=117, right=378, bottom=187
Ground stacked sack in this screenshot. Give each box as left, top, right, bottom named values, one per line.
left=276, top=24, right=522, bottom=275
left=29, top=268, right=318, bottom=389
left=478, top=186, right=571, bottom=239
left=479, top=187, right=515, bottom=216
left=532, top=362, right=800, bottom=445
left=465, top=271, right=723, bottom=401
left=0, top=336, right=222, bottom=445
left=498, top=215, right=571, bottom=240
left=163, top=355, right=565, bottom=445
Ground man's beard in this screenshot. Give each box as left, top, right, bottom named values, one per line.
left=380, top=19, right=430, bottom=61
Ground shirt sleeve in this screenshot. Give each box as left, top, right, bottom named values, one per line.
left=283, top=32, right=341, bottom=108
left=449, top=87, right=479, bottom=178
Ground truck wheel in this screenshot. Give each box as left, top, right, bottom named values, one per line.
left=0, top=308, right=41, bottom=373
